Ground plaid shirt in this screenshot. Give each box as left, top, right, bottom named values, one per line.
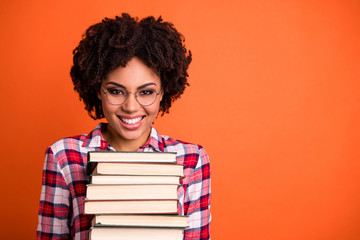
left=37, top=123, right=211, bottom=239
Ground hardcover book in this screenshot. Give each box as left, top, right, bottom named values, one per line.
left=91, top=214, right=188, bottom=228
left=86, top=184, right=179, bottom=200
left=89, top=175, right=180, bottom=185
left=88, top=226, right=184, bottom=240
left=88, top=162, right=183, bottom=176
left=87, top=151, right=177, bottom=163
left=84, top=199, right=179, bottom=214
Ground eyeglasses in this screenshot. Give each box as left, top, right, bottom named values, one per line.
left=101, top=86, right=161, bottom=106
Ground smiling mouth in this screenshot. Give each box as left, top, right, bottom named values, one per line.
left=119, top=116, right=144, bottom=125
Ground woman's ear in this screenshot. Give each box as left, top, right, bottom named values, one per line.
left=97, top=85, right=102, bottom=100
left=159, top=89, right=164, bottom=102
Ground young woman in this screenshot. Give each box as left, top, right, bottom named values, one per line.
left=37, top=13, right=211, bottom=239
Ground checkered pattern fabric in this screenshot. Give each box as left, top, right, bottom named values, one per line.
left=37, top=123, right=211, bottom=239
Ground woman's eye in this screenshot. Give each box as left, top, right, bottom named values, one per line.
left=139, top=89, right=155, bottom=95
left=108, top=89, right=124, bottom=95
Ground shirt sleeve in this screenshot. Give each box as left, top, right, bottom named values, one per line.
left=183, top=146, right=211, bottom=240
left=37, top=147, right=71, bottom=239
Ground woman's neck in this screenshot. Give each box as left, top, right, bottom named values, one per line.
left=102, top=124, right=150, bottom=151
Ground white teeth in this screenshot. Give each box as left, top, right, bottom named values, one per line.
left=121, top=117, right=142, bottom=125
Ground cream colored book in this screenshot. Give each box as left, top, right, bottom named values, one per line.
left=86, top=184, right=179, bottom=200
left=89, top=227, right=184, bottom=240
left=87, top=151, right=177, bottom=163
left=84, top=200, right=178, bottom=214
left=89, top=162, right=183, bottom=176
left=89, top=175, right=180, bottom=185
left=91, top=214, right=188, bottom=228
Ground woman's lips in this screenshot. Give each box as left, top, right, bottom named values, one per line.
left=120, top=116, right=143, bottom=124
left=118, top=115, right=145, bottom=130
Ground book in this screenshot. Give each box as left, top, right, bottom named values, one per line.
left=88, top=226, right=184, bottom=240
left=87, top=151, right=177, bottom=163
left=84, top=151, right=187, bottom=239
left=88, top=162, right=183, bottom=176
left=89, top=175, right=180, bottom=185
left=91, top=214, right=188, bottom=228
left=86, top=184, right=179, bottom=200
left=84, top=200, right=178, bottom=214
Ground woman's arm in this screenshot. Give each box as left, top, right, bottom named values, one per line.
left=37, top=147, right=71, bottom=240
left=183, top=146, right=211, bottom=240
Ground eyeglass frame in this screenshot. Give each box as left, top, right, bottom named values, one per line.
left=100, top=87, right=162, bottom=106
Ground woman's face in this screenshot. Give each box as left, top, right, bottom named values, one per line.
left=98, top=57, right=163, bottom=150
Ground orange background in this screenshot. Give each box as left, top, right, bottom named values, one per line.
left=1, top=0, right=360, bottom=239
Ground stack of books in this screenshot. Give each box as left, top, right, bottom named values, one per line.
left=84, top=151, right=187, bottom=240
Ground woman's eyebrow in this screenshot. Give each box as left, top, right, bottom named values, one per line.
left=137, top=83, right=157, bottom=90
left=105, top=82, right=126, bottom=88
left=104, top=82, right=157, bottom=90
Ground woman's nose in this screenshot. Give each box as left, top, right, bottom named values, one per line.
left=121, top=92, right=140, bottom=112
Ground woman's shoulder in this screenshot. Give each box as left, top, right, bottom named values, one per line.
left=161, top=135, right=204, bottom=151
left=47, top=134, right=87, bottom=153
left=46, top=123, right=103, bottom=155
left=45, top=135, right=89, bottom=166
left=42, top=134, right=89, bottom=172
left=160, top=134, right=209, bottom=165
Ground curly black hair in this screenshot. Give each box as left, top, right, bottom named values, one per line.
left=70, top=13, right=192, bottom=119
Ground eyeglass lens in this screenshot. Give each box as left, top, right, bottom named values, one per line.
left=103, top=87, right=159, bottom=106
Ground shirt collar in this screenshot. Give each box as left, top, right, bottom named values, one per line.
left=82, top=123, right=164, bottom=152
left=82, top=123, right=109, bottom=150
left=139, top=127, right=164, bottom=152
